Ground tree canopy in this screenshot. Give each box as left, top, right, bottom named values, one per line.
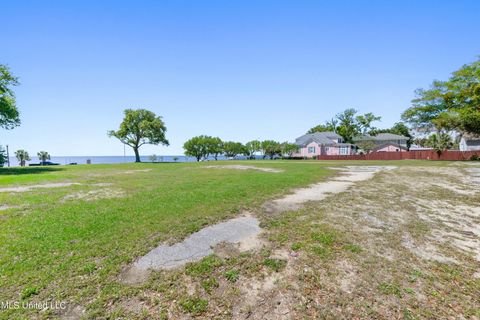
left=244, top=140, right=261, bottom=159
left=108, top=109, right=168, bottom=162
left=308, top=108, right=381, bottom=143
left=402, top=57, right=480, bottom=135
left=15, top=149, right=30, bottom=167
left=37, top=151, right=51, bottom=164
left=0, top=65, right=20, bottom=130
left=222, top=141, right=245, bottom=159
left=183, top=135, right=211, bottom=161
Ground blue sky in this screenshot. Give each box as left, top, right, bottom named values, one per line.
left=2, top=0, right=480, bottom=156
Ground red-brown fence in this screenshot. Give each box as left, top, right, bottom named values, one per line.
left=316, top=150, right=480, bottom=161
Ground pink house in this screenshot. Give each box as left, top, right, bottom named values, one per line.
left=291, top=132, right=355, bottom=158
left=372, top=143, right=407, bottom=152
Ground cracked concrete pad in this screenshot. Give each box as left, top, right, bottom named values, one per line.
left=134, top=215, right=261, bottom=271
left=0, top=182, right=80, bottom=193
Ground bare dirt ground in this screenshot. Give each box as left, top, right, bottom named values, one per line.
left=204, top=165, right=284, bottom=173
left=0, top=182, right=80, bottom=193
left=114, top=165, right=480, bottom=319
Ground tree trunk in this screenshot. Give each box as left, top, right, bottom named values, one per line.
left=133, top=147, right=141, bottom=162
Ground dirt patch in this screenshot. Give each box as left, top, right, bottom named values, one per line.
left=0, top=204, right=20, bottom=211
left=0, top=182, right=80, bottom=193
left=59, top=303, right=86, bottom=320
left=204, top=165, right=283, bottom=173
left=265, top=166, right=396, bottom=213
left=120, top=169, right=152, bottom=174
left=62, top=188, right=125, bottom=202
left=118, top=265, right=151, bottom=285
left=402, top=232, right=458, bottom=264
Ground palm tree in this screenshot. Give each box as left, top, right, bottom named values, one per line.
left=37, top=151, right=51, bottom=165
left=15, top=150, right=31, bottom=167
left=426, top=133, right=454, bottom=154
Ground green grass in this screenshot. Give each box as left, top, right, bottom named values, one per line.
left=179, top=297, right=209, bottom=315
left=0, top=159, right=458, bottom=318
left=0, top=160, right=334, bottom=318
left=224, top=269, right=240, bottom=282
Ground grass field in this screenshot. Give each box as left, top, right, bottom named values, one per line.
left=0, top=160, right=479, bottom=319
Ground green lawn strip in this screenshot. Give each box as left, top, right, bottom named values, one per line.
left=0, top=161, right=334, bottom=317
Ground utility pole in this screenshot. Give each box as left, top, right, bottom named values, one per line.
left=6, top=145, right=10, bottom=167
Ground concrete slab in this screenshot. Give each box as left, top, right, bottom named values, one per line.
left=134, top=215, right=261, bottom=270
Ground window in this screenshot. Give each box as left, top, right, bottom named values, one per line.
left=308, top=146, right=316, bottom=153
left=339, top=146, right=349, bottom=155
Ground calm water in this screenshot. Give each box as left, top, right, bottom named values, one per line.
left=5, top=155, right=247, bottom=167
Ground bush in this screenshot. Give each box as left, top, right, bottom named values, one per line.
left=469, top=154, right=480, bottom=161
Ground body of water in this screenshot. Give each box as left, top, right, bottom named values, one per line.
left=4, top=155, right=252, bottom=167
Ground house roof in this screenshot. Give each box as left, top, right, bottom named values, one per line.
left=295, top=132, right=341, bottom=147
left=371, top=142, right=408, bottom=152
left=462, top=134, right=480, bottom=146
left=353, top=133, right=409, bottom=142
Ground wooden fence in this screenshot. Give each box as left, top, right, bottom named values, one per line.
left=316, top=150, right=480, bottom=161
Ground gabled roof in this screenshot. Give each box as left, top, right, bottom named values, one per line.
left=353, top=133, right=409, bottom=142
left=374, top=133, right=409, bottom=140
left=295, top=132, right=341, bottom=147
left=371, top=142, right=408, bottom=152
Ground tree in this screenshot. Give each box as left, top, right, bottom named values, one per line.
left=183, top=135, right=211, bottom=161
left=207, top=137, right=223, bottom=160
left=244, top=140, right=261, bottom=159
left=280, top=142, right=298, bottom=158
left=149, top=154, right=158, bottom=162
left=223, top=141, right=245, bottom=159
left=261, top=140, right=281, bottom=159
left=37, top=151, right=51, bottom=165
left=0, top=146, right=6, bottom=167
left=402, top=57, right=480, bottom=135
left=15, top=149, right=30, bottom=167
left=335, top=108, right=361, bottom=143
left=108, top=109, right=169, bottom=163
left=0, top=65, right=20, bottom=130
left=307, top=122, right=336, bottom=134
left=356, top=112, right=381, bottom=135
left=308, top=109, right=381, bottom=143
left=355, top=140, right=376, bottom=154
left=426, top=133, right=454, bottom=153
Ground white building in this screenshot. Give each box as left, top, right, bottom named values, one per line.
left=459, top=134, right=480, bottom=151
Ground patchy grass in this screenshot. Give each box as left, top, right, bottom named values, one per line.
left=263, top=258, right=287, bottom=272
left=224, top=269, right=240, bottom=282
left=179, top=297, right=209, bottom=315
left=1, top=160, right=479, bottom=319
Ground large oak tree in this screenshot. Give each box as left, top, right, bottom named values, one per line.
left=402, top=57, right=480, bottom=135
left=108, top=109, right=169, bottom=162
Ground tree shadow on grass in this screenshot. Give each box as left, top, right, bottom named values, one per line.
left=0, top=167, right=65, bottom=175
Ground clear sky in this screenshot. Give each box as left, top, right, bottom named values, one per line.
left=2, top=0, right=480, bottom=156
